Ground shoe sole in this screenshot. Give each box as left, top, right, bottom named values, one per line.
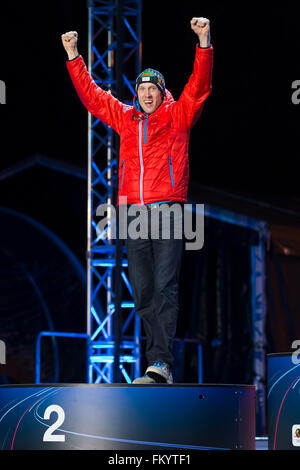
left=132, top=375, right=156, bottom=384
left=146, top=366, right=173, bottom=384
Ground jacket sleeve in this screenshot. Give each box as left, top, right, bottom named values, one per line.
left=171, top=45, right=213, bottom=129
left=66, top=56, right=125, bottom=135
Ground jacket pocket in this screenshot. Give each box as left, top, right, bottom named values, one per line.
left=168, top=156, right=174, bottom=187
left=121, top=160, right=125, bottom=190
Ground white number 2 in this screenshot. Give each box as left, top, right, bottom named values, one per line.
left=43, top=405, right=66, bottom=442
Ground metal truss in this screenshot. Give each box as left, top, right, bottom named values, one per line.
left=199, top=203, right=269, bottom=436
left=86, top=0, right=142, bottom=384
left=251, top=234, right=268, bottom=436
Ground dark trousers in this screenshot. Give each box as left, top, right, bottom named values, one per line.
left=124, top=202, right=184, bottom=368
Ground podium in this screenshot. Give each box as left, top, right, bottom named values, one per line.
left=0, top=383, right=255, bottom=450
left=267, top=353, right=300, bottom=450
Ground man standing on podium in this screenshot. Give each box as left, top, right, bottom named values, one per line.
left=62, top=17, right=213, bottom=384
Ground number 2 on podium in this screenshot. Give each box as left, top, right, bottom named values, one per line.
left=43, top=405, right=66, bottom=442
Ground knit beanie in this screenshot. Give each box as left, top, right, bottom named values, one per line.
left=135, top=68, right=166, bottom=96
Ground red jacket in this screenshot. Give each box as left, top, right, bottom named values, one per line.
left=66, top=45, right=213, bottom=205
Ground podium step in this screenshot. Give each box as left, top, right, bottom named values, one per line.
left=0, top=383, right=255, bottom=450
left=267, top=353, right=300, bottom=450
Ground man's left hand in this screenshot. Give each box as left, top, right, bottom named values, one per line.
left=190, top=17, right=211, bottom=48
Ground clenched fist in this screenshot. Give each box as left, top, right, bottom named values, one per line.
left=190, top=17, right=211, bottom=48
left=61, top=31, right=79, bottom=60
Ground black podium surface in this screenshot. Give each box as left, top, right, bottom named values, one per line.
left=0, top=383, right=255, bottom=450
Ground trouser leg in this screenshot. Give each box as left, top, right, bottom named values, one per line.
left=125, top=235, right=157, bottom=364
left=150, top=235, right=183, bottom=367
left=149, top=205, right=184, bottom=367
left=124, top=203, right=184, bottom=368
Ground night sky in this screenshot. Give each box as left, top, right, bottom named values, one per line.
left=1, top=0, right=299, bottom=198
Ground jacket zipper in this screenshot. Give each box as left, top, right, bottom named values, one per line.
left=121, top=159, right=125, bottom=190
left=169, top=155, right=174, bottom=187
left=138, top=115, right=148, bottom=204
left=138, top=120, right=144, bottom=204
left=144, top=115, right=148, bottom=144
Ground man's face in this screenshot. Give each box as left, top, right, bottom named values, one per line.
left=137, top=83, right=163, bottom=114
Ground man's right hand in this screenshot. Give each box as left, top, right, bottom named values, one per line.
left=61, top=31, right=79, bottom=60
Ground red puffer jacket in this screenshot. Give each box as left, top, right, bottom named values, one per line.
left=66, top=45, right=213, bottom=205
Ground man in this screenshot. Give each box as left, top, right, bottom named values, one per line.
left=62, top=17, right=213, bottom=384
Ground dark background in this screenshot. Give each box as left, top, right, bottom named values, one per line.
left=0, top=0, right=299, bottom=398
left=0, top=0, right=299, bottom=197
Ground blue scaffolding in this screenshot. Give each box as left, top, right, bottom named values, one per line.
left=86, top=0, right=142, bottom=384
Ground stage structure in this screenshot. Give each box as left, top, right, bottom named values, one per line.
left=86, top=0, right=142, bottom=384
left=84, top=0, right=268, bottom=435
left=196, top=203, right=269, bottom=436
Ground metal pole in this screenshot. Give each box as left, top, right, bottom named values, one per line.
left=107, top=10, right=114, bottom=384
left=251, top=235, right=267, bottom=436
left=87, top=4, right=93, bottom=382
left=113, top=0, right=125, bottom=383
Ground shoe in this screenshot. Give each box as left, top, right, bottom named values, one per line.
left=146, top=361, right=173, bottom=384
left=132, top=362, right=173, bottom=384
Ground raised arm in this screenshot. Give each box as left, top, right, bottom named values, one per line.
left=61, top=31, right=125, bottom=134
left=171, top=18, right=213, bottom=128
